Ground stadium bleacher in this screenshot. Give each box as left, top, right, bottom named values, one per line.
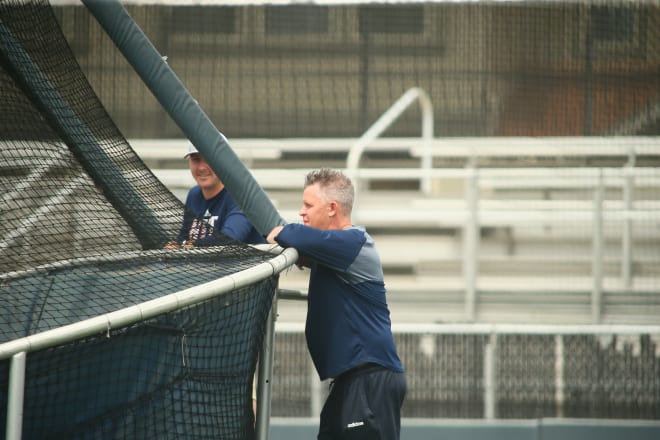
left=3, top=1, right=659, bottom=434
left=132, top=136, right=660, bottom=325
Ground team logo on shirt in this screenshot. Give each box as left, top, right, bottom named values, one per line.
left=189, top=211, right=219, bottom=240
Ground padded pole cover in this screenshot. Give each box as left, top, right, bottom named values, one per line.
left=83, top=0, right=287, bottom=236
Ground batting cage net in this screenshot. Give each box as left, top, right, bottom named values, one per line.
left=49, top=0, right=659, bottom=139
left=1, top=1, right=279, bottom=439
left=1, top=0, right=660, bottom=434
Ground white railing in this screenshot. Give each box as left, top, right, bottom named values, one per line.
left=345, top=86, right=434, bottom=195
left=133, top=135, right=660, bottom=324
left=274, top=319, right=660, bottom=421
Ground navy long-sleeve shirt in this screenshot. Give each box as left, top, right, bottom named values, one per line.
left=274, top=223, right=403, bottom=380
left=177, top=186, right=265, bottom=245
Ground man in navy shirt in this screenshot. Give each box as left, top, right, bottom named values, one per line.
left=165, top=141, right=265, bottom=248
left=267, top=168, right=406, bottom=440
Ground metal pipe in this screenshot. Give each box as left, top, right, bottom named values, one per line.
left=5, top=351, right=26, bottom=440
left=591, top=170, right=604, bottom=324
left=554, top=335, right=565, bottom=418
left=346, top=87, right=434, bottom=196
left=464, top=163, right=479, bottom=322
left=0, top=248, right=299, bottom=360
left=256, top=289, right=278, bottom=440
left=483, top=333, right=496, bottom=419
left=310, top=356, right=323, bottom=417
left=622, top=150, right=636, bottom=288
left=279, top=321, right=660, bottom=336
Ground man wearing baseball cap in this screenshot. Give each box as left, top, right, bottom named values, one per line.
left=164, top=142, right=265, bottom=248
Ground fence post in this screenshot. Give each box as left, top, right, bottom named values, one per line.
left=464, top=162, right=479, bottom=322
left=256, top=291, right=278, bottom=440
left=484, top=332, right=497, bottom=419
left=310, top=358, right=323, bottom=417
left=554, top=335, right=565, bottom=418
left=6, top=351, right=26, bottom=440
left=591, top=170, right=604, bottom=324
left=622, top=152, right=635, bottom=288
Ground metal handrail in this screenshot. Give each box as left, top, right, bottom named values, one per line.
left=346, top=87, right=434, bottom=195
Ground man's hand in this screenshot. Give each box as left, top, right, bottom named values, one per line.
left=163, top=241, right=179, bottom=249
left=266, top=225, right=311, bottom=269
left=163, top=240, right=194, bottom=249
left=266, top=225, right=284, bottom=244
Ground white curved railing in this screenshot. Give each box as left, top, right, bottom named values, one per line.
left=346, top=87, right=434, bottom=196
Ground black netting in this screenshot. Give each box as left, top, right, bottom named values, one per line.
left=2, top=0, right=660, bottom=430
left=47, top=2, right=660, bottom=139
left=1, top=2, right=277, bottom=438
left=0, top=275, right=276, bottom=439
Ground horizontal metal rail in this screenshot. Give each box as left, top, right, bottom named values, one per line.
left=2, top=246, right=298, bottom=440
left=149, top=166, right=660, bottom=192
left=274, top=310, right=660, bottom=335
left=127, top=136, right=660, bottom=162
left=0, top=247, right=298, bottom=360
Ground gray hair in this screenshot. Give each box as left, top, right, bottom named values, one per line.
left=304, top=168, right=354, bottom=216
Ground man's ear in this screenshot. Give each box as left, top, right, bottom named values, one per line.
left=327, top=200, right=338, bottom=217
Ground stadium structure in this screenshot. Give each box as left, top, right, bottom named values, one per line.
left=2, top=1, right=660, bottom=439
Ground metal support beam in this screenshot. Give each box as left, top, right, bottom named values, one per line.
left=6, top=351, right=26, bottom=440
left=591, top=170, right=604, bottom=323
left=256, top=290, right=278, bottom=440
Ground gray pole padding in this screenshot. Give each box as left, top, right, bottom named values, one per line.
left=82, top=0, right=287, bottom=236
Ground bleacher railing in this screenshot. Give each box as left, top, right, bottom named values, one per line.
left=133, top=134, right=660, bottom=324
left=272, top=317, right=660, bottom=420
left=345, top=87, right=434, bottom=195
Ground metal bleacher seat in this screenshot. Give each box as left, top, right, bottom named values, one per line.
left=132, top=136, right=660, bottom=324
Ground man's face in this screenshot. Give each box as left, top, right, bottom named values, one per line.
left=188, top=153, right=221, bottom=191
left=299, top=183, right=333, bottom=230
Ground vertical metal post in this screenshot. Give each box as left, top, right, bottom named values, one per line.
left=622, top=155, right=635, bottom=288
left=483, top=332, right=496, bottom=419
left=464, top=163, right=479, bottom=321
left=591, top=171, right=604, bottom=324
left=419, top=92, right=435, bottom=195
left=345, top=87, right=433, bottom=199
left=554, top=335, right=565, bottom=418
left=6, top=351, right=27, bottom=440
left=310, top=358, right=323, bottom=417
left=256, top=291, right=278, bottom=440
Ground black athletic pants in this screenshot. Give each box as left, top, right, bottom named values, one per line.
left=317, top=364, right=407, bottom=440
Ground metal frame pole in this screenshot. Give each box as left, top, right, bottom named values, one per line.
left=622, top=152, right=636, bottom=288
left=464, top=162, right=479, bottom=321
left=591, top=170, right=604, bottom=323
left=483, top=333, right=496, bottom=419
left=256, top=290, right=278, bottom=440
left=6, top=351, right=27, bottom=440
